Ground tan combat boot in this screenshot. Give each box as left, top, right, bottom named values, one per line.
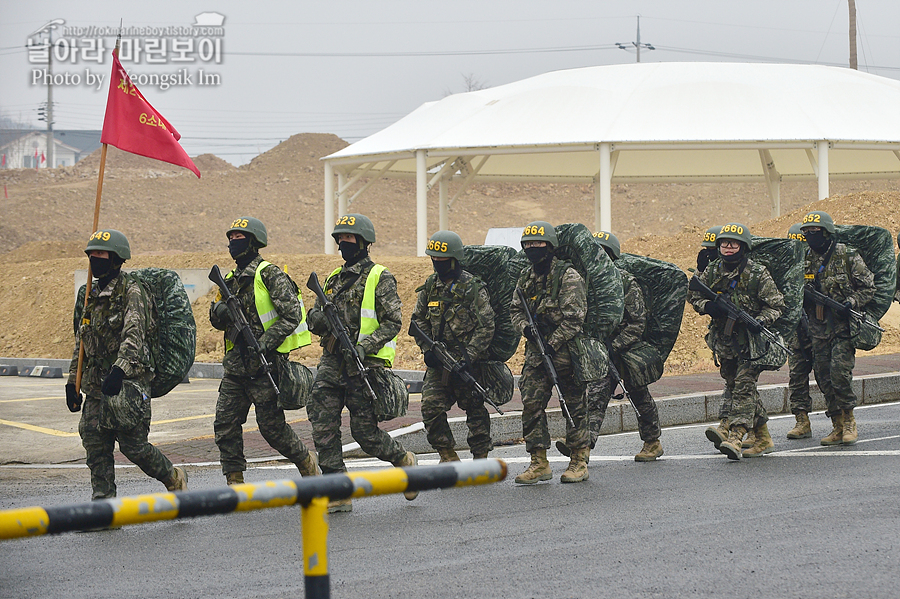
left=472, top=450, right=489, bottom=460
left=786, top=412, right=812, bottom=439
left=164, top=466, right=188, bottom=492
left=437, top=448, right=461, bottom=462
left=705, top=419, right=729, bottom=449
left=742, top=428, right=757, bottom=449
left=514, top=449, right=552, bottom=484
left=560, top=448, right=590, bottom=483
left=394, top=451, right=419, bottom=500
left=842, top=409, right=858, bottom=445
left=742, top=423, right=775, bottom=458
left=225, top=471, right=244, bottom=486
left=719, top=425, right=746, bottom=461
left=820, top=413, right=845, bottom=446
left=327, top=498, right=353, bottom=513
left=296, top=451, right=320, bottom=477
left=635, top=440, right=664, bottom=462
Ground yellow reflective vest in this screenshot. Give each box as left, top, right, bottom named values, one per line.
left=327, top=264, right=397, bottom=366
left=225, top=261, right=310, bottom=353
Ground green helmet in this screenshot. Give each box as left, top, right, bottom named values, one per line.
left=701, top=226, right=720, bottom=248
left=332, top=213, right=376, bottom=244
left=799, top=211, right=835, bottom=234
left=521, top=221, right=558, bottom=248
left=426, top=230, right=464, bottom=261
left=593, top=230, right=620, bottom=259
left=227, top=217, right=268, bottom=248
left=85, top=229, right=131, bottom=260
left=716, top=223, right=752, bottom=249
left=788, top=223, right=806, bottom=241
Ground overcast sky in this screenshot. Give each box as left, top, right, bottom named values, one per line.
left=2, top=0, right=898, bottom=165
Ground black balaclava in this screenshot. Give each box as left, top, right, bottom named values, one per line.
left=525, top=245, right=554, bottom=275
left=719, top=242, right=746, bottom=271
left=804, top=229, right=831, bottom=254
left=339, top=239, right=369, bottom=266
left=91, top=255, right=123, bottom=289
left=229, top=236, right=258, bottom=269
left=603, top=247, right=618, bottom=262
left=433, top=258, right=461, bottom=281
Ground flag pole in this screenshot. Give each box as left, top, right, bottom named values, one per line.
left=75, top=32, right=120, bottom=394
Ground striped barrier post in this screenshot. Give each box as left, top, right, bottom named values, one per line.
left=0, top=459, right=507, bottom=598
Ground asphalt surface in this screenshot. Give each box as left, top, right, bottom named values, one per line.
left=1, top=403, right=899, bottom=599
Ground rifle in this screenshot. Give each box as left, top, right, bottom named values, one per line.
left=306, top=272, right=378, bottom=402
left=208, top=265, right=279, bottom=394
left=515, top=287, right=575, bottom=428
left=688, top=275, right=789, bottom=352
left=408, top=320, right=503, bottom=415
left=803, top=285, right=884, bottom=331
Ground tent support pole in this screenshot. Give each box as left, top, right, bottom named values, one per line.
left=759, top=149, right=782, bottom=217
left=817, top=141, right=830, bottom=200
left=324, top=162, right=335, bottom=254
left=596, top=143, right=612, bottom=232
left=439, top=177, right=448, bottom=231
left=417, top=149, right=427, bottom=256
left=337, top=172, right=348, bottom=217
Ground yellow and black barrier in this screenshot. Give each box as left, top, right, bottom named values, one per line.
left=0, top=459, right=507, bottom=598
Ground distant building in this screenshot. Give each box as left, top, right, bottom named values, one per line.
left=0, top=129, right=101, bottom=169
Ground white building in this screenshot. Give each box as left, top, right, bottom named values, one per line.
left=0, top=131, right=90, bottom=169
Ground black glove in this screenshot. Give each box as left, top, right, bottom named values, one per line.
left=423, top=349, right=442, bottom=369
left=211, top=300, right=230, bottom=322
left=523, top=326, right=536, bottom=343
left=101, top=365, right=125, bottom=396
left=745, top=318, right=763, bottom=334
left=704, top=297, right=728, bottom=319
left=65, top=383, right=82, bottom=413
left=696, top=249, right=712, bottom=273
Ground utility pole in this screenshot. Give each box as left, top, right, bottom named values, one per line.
left=616, top=16, right=655, bottom=63
left=848, top=0, right=858, bottom=70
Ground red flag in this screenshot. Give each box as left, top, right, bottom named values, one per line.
left=40, top=151, right=46, bottom=164
left=34, top=148, right=38, bottom=170
left=1, top=153, right=6, bottom=166
left=100, top=53, right=200, bottom=178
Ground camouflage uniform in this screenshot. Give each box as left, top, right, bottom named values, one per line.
left=306, top=256, right=408, bottom=474
left=510, top=257, right=590, bottom=452
left=69, top=273, right=176, bottom=499
left=804, top=243, right=875, bottom=415
left=412, top=270, right=496, bottom=456
left=689, top=258, right=785, bottom=430
left=788, top=315, right=814, bottom=414
left=209, top=255, right=313, bottom=475
left=587, top=270, right=661, bottom=446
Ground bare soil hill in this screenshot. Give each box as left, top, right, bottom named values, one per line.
left=1, top=133, right=898, bottom=374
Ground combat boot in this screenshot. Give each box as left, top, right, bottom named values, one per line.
left=742, top=423, right=775, bottom=458
left=327, top=498, right=353, bottom=513
left=634, top=440, right=664, bottom=462
left=555, top=440, right=571, bottom=457
left=705, top=419, right=729, bottom=449
left=742, top=428, right=757, bottom=449
left=394, top=451, right=419, bottom=500
left=560, top=448, right=590, bottom=483
left=296, top=451, right=320, bottom=477
left=820, top=413, right=845, bottom=446
left=842, top=409, right=858, bottom=445
left=719, top=425, right=746, bottom=461
left=437, top=448, right=461, bottom=462
left=786, top=412, right=812, bottom=439
left=164, top=466, right=188, bottom=492
left=472, top=450, right=489, bottom=460
left=514, top=449, right=552, bottom=484
left=225, top=471, right=244, bottom=486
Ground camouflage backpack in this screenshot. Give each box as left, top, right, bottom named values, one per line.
left=77, top=268, right=196, bottom=397
left=613, top=254, right=688, bottom=386
left=461, top=244, right=520, bottom=361
left=832, top=225, right=896, bottom=321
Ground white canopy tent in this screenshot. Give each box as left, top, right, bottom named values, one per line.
left=322, top=62, right=900, bottom=255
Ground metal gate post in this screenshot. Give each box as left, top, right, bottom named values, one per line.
left=301, top=495, right=330, bottom=599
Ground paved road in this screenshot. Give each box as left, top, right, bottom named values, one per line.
left=1, top=402, right=899, bottom=599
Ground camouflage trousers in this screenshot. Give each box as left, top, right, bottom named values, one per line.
left=79, top=380, right=174, bottom=500
left=421, top=365, right=493, bottom=455
left=811, top=333, right=857, bottom=416
left=717, top=387, right=734, bottom=420
left=307, top=354, right=407, bottom=474
left=519, top=362, right=589, bottom=453
left=586, top=372, right=661, bottom=447
left=719, top=357, right=766, bottom=430
left=214, top=374, right=312, bottom=475
left=788, top=328, right=814, bottom=414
